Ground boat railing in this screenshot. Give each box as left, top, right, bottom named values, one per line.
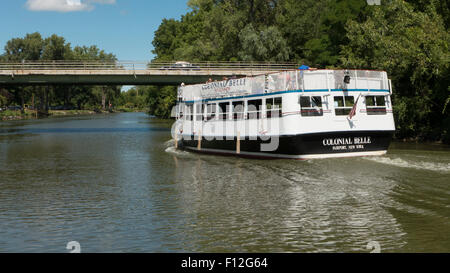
left=180, top=69, right=389, bottom=101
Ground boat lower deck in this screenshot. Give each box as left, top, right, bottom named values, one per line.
left=179, top=130, right=394, bottom=159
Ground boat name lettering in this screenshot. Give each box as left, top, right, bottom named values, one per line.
left=323, top=137, right=371, bottom=146
left=201, top=78, right=246, bottom=91
left=200, top=78, right=250, bottom=98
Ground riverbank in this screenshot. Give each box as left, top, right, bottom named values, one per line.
left=0, top=108, right=148, bottom=121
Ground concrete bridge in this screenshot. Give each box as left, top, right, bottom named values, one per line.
left=0, top=61, right=299, bottom=86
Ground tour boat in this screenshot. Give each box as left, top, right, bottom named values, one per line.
left=173, top=68, right=395, bottom=159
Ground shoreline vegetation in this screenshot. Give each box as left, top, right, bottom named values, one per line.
left=0, top=33, right=151, bottom=124
left=2, top=109, right=447, bottom=145
left=147, top=0, right=449, bottom=144
left=0, top=108, right=148, bottom=121
left=1, top=0, right=448, bottom=143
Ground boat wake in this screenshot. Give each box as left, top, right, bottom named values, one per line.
left=363, top=156, right=450, bottom=173
left=165, top=146, right=196, bottom=157
left=164, top=139, right=175, bottom=147
left=164, top=139, right=194, bottom=157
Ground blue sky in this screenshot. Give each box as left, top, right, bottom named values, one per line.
left=0, top=0, right=191, bottom=61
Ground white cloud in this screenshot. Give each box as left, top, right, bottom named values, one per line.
left=25, top=0, right=116, bottom=12
left=88, top=0, right=116, bottom=3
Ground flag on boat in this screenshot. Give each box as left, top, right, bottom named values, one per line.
left=348, top=94, right=361, bottom=120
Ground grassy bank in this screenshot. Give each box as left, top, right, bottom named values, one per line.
left=1, top=109, right=118, bottom=121
left=0, top=110, right=35, bottom=121
left=115, top=107, right=148, bottom=113
left=48, top=109, right=98, bottom=117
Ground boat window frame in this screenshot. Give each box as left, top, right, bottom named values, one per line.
left=334, top=95, right=354, bottom=116
left=247, top=99, right=263, bottom=120
left=218, top=101, right=230, bottom=121
left=205, top=103, right=217, bottom=121
left=232, top=100, right=245, bottom=120
left=299, top=96, right=324, bottom=117
left=177, top=103, right=184, bottom=119
left=185, top=103, right=194, bottom=121
left=266, top=97, right=282, bottom=118
left=195, top=102, right=205, bottom=121
left=365, top=95, right=387, bottom=115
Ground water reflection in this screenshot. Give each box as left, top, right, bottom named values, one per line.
left=0, top=113, right=448, bottom=252
left=167, top=154, right=410, bottom=252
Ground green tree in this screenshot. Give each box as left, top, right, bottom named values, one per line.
left=405, top=0, right=450, bottom=28
left=0, top=94, right=7, bottom=107
left=145, top=86, right=177, bottom=118
left=73, top=45, right=116, bottom=61
left=276, top=0, right=326, bottom=62
left=3, top=32, right=44, bottom=61
left=0, top=32, right=122, bottom=114
left=42, top=34, right=72, bottom=60
left=341, top=0, right=449, bottom=141
left=238, top=24, right=290, bottom=62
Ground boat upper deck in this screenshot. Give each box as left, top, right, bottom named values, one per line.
left=179, top=69, right=391, bottom=103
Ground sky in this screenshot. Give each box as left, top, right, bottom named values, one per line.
left=0, top=0, right=191, bottom=61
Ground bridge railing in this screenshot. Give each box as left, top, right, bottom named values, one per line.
left=0, top=61, right=139, bottom=71
left=0, top=61, right=299, bottom=72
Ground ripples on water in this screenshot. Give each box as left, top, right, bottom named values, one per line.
left=164, top=135, right=449, bottom=253
left=0, top=113, right=449, bottom=252
left=364, top=155, right=450, bottom=173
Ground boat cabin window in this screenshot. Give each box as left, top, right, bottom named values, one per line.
left=232, top=101, right=244, bottom=120
left=196, top=103, right=205, bottom=121
left=218, top=102, right=229, bottom=120
left=185, top=104, right=193, bottom=121
left=177, top=104, right=184, bottom=119
left=247, top=99, right=262, bottom=119
left=334, top=96, right=354, bottom=116
left=300, top=96, right=323, bottom=116
left=365, top=96, right=387, bottom=115
left=266, top=97, right=282, bottom=118
left=205, top=103, right=217, bottom=121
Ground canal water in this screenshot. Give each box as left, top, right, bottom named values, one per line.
left=0, top=112, right=448, bottom=253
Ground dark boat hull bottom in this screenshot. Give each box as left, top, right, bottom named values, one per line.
left=179, top=130, right=394, bottom=159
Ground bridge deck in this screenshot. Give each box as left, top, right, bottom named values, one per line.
left=0, top=61, right=299, bottom=85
